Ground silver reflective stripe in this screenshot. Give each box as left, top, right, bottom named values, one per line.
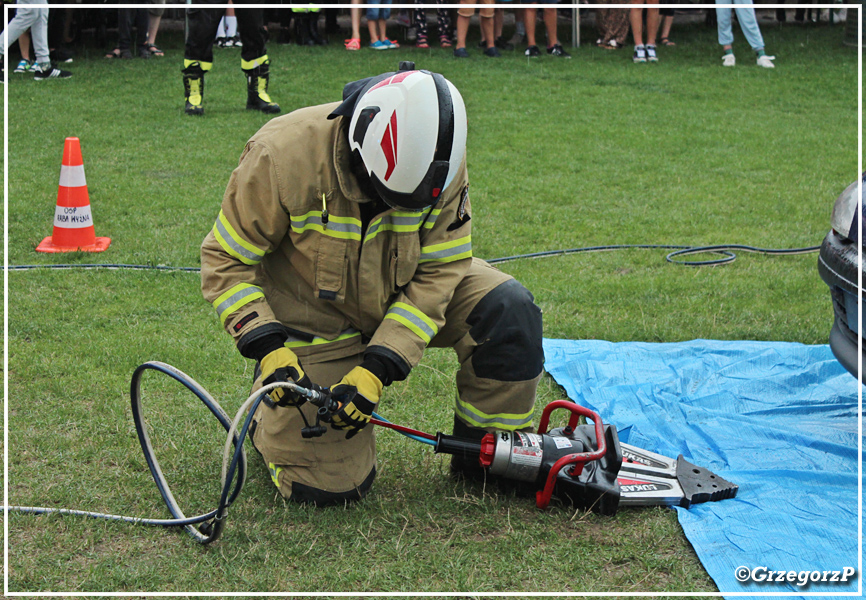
left=291, top=213, right=324, bottom=229
left=385, top=303, right=437, bottom=342
left=214, top=217, right=263, bottom=264
left=420, top=239, right=472, bottom=262
left=365, top=208, right=435, bottom=241
left=291, top=212, right=363, bottom=240
left=215, top=285, right=263, bottom=320
left=455, top=399, right=534, bottom=430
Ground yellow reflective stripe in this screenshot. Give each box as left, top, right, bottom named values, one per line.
left=384, top=302, right=438, bottom=344
left=455, top=396, right=534, bottom=431
left=241, top=54, right=269, bottom=70
left=284, top=329, right=362, bottom=349
left=213, top=283, right=264, bottom=326
left=364, top=207, right=435, bottom=242
left=213, top=210, right=267, bottom=265
left=184, top=59, right=212, bottom=71
left=290, top=211, right=362, bottom=241
left=422, top=208, right=441, bottom=229
left=419, top=235, right=472, bottom=264
left=268, top=463, right=283, bottom=488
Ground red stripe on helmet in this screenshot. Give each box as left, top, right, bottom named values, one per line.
left=368, top=70, right=418, bottom=93
left=381, top=111, right=398, bottom=181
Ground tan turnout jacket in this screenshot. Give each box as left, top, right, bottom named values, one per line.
left=201, top=102, right=473, bottom=373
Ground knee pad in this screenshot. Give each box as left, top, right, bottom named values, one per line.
left=466, top=279, right=543, bottom=381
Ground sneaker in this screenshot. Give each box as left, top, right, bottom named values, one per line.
left=508, top=31, right=526, bottom=46
left=756, top=54, right=776, bottom=68
left=495, top=36, right=515, bottom=51
left=547, top=43, right=571, bottom=58
left=215, top=37, right=227, bottom=48
left=525, top=45, right=541, bottom=57
left=229, top=35, right=243, bottom=48
left=453, top=47, right=469, bottom=58
left=722, top=53, right=736, bottom=67
left=33, top=64, right=71, bottom=80
left=344, top=37, right=361, bottom=51
left=633, top=45, right=647, bottom=63
left=483, top=46, right=501, bottom=57
left=369, top=40, right=389, bottom=50
left=14, top=59, right=30, bottom=73
left=646, top=45, right=658, bottom=62
left=383, top=38, right=400, bottom=49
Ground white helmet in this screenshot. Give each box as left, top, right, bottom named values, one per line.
left=345, top=68, right=467, bottom=211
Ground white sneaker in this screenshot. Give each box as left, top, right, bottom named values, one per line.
left=757, top=55, right=776, bottom=68
left=722, top=53, right=736, bottom=67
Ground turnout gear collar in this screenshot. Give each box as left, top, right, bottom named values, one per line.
left=328, top=62, right=468, bottom=212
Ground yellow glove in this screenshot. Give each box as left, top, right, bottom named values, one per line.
left=260, top=347, right=313, bottom=407
left=330, top=366, right=384, bottom=438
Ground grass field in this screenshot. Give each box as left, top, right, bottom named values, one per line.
left=3, top=7, right=860, bottom=594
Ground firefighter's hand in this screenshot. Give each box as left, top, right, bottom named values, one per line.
left=330, top=366, right=384, bottom=439
left=260, top=347, right=313, bottom=407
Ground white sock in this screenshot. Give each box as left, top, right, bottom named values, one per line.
left=226, top=16, right=238, bottom=38
left=216, top=16, right=227, bottom=38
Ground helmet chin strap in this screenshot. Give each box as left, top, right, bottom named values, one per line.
left=349, top=148, right=383, bottom=204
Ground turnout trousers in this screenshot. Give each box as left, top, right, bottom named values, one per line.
left=184, top=1, right=267, bottom=66
left=249, top=259, right=544, bottom=505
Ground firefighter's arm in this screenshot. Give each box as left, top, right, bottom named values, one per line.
left=364, top=164, right=472, bottom=381
left=201, top=141, right=312, bottom=401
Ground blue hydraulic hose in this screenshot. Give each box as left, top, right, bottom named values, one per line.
left=372, top=412, right=437, bottom=446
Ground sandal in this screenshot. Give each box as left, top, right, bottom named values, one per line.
left=104, top=48, right=122, bottom=59
left=440, top=34, right=452, bottom=48
left=660, top=37, right=676, bottom=46
left=344, top=37, right=360, bottom=51
left=147, top=44, right=164, bottom=57
left=416, top=35, right=429, bottom=49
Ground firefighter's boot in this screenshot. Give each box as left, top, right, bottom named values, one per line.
left=244, top=62, right=280, bottom=114
left=182, top=63, right=205, bottom=116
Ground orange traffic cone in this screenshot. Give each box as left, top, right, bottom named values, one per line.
left=36, top=137, right=111, bottom=253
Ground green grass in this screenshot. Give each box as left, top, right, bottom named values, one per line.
left=4, top=11, right=860, bottom=594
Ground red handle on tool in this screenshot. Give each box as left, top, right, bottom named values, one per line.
left=535, top=400, right=607, bottom=509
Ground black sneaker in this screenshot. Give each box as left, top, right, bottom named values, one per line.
left=483, top=46, right=501, bottom=57
left=525, top=45, right=541, bottom=57
left=547, top=43, right=571, bottom=58
left=33, top=65, right=72, bottom=80
left=453, top=47, right=469, bottom=58
left=495, top=36, right=515, bottom=51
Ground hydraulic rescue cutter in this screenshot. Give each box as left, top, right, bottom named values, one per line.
left=429, top=400, right=738, bottom=515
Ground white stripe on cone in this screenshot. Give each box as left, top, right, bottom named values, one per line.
left=53, top=204, right=93, bottom=229
left=58, top=164, right=86, bottom=188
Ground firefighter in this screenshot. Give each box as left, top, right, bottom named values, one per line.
left=183, top=3, right=279, bottom=116
left=200, top=63, right=543, bottom=505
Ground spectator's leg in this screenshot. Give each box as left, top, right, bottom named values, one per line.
left=645, top=5, right=660, bottom=47
left=733, top=4, right=766, bottom=51
left=542, top=7, right=558, bottom=47
left=629, top=3, right=644, bottom=46
left=715, top=0, right=735, bottom=47
left=524, top=6, right=538, bottom=47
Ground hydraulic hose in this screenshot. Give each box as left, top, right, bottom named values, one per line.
left=5, top=362, right=436, bottom=544
left=6, top=242, right=821, bottom=272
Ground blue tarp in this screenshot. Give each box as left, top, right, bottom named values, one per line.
left=542, top=338, right=861, bottom=598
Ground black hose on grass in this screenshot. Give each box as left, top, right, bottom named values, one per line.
left=6, top=243, right=821, bottom=271
left=5, top=361, right=255, bottom=545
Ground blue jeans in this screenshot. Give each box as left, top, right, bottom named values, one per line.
left=715, top=0, right=765, bottom=50
left=366, top=0, right=392, bottom=21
